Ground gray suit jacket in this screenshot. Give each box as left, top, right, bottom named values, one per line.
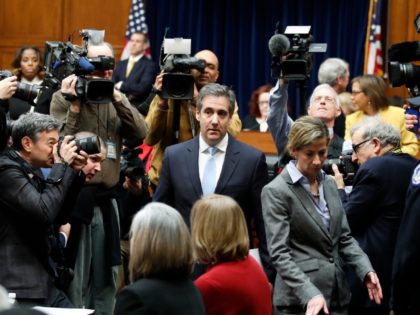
left=262, top=168, right=373, bottom=311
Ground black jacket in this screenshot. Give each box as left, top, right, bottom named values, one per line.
left=0, top=148, right=76, bottom=300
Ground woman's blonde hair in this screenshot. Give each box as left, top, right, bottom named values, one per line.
left=287, top=115, right=329, bottom=155
left=191, top=194, right=249, bottom=264
left=129, top=202, right=193, bottom=282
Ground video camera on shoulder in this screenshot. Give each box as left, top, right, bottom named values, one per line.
left=43, top=29, right=115, bottom=104
left=323, top=150, right=358, bottom=186
left=159, top=37, right=206, bottom=100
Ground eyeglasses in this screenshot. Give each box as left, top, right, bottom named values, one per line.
left=313, top=96, right=336, bottom=104
left=351, top=90, right=364, bottom=96
left=352, top=138, right=371, bottom=153
left=258, top=100, right=269, bottom=105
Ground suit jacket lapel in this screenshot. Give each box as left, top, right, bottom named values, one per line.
left=322, top=178, right=340, bottom=237
left=185, top=137, right=202, bottom=196
left=282, top=170, right=331, bottom=240
left=215, top=135, right=239, bottom=193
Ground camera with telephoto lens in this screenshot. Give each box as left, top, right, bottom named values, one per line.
left=388, top=13, right=420, bottom=101
left=159, top=37, right=206, bottom=100
left=43, top=29, right=115, bottom=104
left=322, top=150, right=358, bottom=186
left=120, top=139, right=149, bottom=194
left=0, top=70, right=43, bottom=104
left=58, top=135, right=101, bottom=155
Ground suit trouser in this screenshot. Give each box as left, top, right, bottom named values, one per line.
left=67, top=204, right=119, bottom=315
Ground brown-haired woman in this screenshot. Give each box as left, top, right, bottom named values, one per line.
left=346, top=74, right=418, bottom=156
left=114, top=202, right=205, bottom=315
left=242, top=84, right=272, bottom=132
left=191, top=194, right=272, bottom=315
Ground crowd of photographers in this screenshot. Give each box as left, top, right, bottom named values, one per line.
left=0, top=25, right=419, bottom=315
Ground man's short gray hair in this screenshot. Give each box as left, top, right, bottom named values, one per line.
left=197, top=83, right=235, bottom=115
left=12, top=112, right=61, bottom=151
left=318, top=58, right=349, bottom=86
left=309, top=83, right=341, bottom=109
left=350, top=121, right=401, bottom=148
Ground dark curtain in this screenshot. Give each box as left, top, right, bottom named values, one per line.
left=146, top=0, right=370, bottom=119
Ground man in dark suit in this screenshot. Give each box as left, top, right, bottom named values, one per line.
left=332, top=121, right=417, bottom=315
left=113, top=32, right=157, bottom=110
left=0, top=112, right=85, bottom=307
left=153, top=83, right=274, bottom=282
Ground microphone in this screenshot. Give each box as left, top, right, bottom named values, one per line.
left=268, top=34, right=290, bottom=57
left=77, top=57, right=95, bottom=72
left=268, top=34, right=290, bottom=80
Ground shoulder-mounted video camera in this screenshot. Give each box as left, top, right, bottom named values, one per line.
left=43, top=29, right=115, bottom=104
left=388, top=13, right=420, bottom=106
left=269, top=25, right=327, bottom=81
left=159, top=37, right=206, bottom=100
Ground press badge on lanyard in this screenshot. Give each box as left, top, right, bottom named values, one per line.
left=106, top=140, right=117, bottom=159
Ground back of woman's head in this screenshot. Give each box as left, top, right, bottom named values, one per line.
left=129, top=202, right=193, bottom=282
left=351, top=75, right=388, bottom=110
left=287, top=116, right=329, bottom=153
left=191, top=194, right=249, bottom=264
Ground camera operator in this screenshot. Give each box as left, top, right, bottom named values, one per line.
left=268, top=79, right=343, bottom=164
left=331, top=121, right=417, bottom=315
left=0, top=112, right=86, bottom=307
left=145, top=49, right=242, bottom=188
left=49, top=41, right=148, bottom=315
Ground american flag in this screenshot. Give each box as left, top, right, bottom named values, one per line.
left=120, top=0, right=149, bottom=60
left=364, top=0, right=384, bottom=76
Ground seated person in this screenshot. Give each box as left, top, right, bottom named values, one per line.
left=191, top=194, right=272, bottom=315
left=242, top=84, right=272, bottom=132
left=114, top=202, right=205, bottom=315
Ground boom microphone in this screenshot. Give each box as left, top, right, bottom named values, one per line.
left=268, top=34, right=290, bottom=57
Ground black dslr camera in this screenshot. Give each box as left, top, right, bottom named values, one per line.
left=58, top=135, right=101, bottom=155
left=0, top=70, right=43, bottom=104
left=388, top=13, right=420, bottom=101
left=120, top=140, right=149, bottom=195
left=159, top=37, right=206, bottom=100
left=323, top=150, right=358, bottom=186
left=43, top=30, right=115, bottom=104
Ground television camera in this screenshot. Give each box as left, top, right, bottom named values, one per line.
left=159, top=37, right=206, bottom=100
left=388, top=13, right=420, bottom=107
left=43, top=29, right=115, bottom=104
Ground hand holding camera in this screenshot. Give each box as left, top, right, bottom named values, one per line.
left=54, top=135, right=80, bottom=165
left=0, top=75, right=17, bottom=100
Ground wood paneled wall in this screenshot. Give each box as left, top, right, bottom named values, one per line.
left=0, top=0, right=131, bottom=70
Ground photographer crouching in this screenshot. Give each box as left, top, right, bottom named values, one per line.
left=0, top=112, right=87, bottom=307
left=331, top=121, right=417, bottom=315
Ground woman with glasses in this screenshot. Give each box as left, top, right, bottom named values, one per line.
left=262, top=115, right=382, bottom=315
left=345, top=74, right=418, bottom=157
left=242, top=84, right=272, bottom=132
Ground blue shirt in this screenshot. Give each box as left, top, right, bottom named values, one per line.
left=286, top=161, right=331, bottom=229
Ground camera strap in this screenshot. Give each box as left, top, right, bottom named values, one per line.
left=188, top=102, right=197, bottom=138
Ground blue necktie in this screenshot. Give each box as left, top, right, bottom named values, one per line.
left=202, top=147, right=217, bottom=195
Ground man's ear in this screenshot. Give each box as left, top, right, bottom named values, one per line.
left=335, top=106, right=342, bottom=118
left=372, top=138, right=382, bottom=154
left=21, top=136, right=32, bottom=152
left=195, top=110, right=200, bottom=121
